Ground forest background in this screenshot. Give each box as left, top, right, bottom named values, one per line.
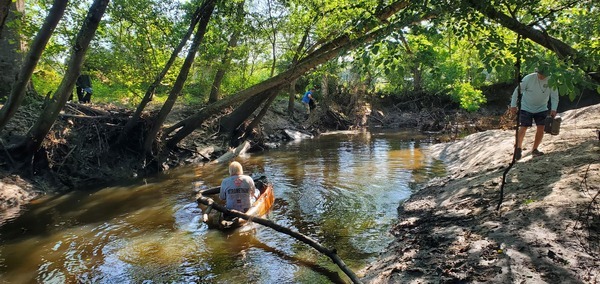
left=0, top=0, right=599, bottom=193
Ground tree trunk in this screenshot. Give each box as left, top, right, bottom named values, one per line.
left=142, top=0, right=216, bottom=153
left=413, top=64, right=422, bottom=91
left=287, top=78, right=297, bottom=117
left=0, top=0, right=24, bottom=99
left=207, top=33, right=239, bottom=103
left=287, top=26, right=312, bottom=117
left=219, top=88, right=273, bottom=137
left=244, top=90, right=278, bottom=139
left=0, top=0, right=68, bottom=132
left=321, top=73, right=329, bottom=104
left=119, top=2, right=207, bottom=141
left=208, top=0, right=244, bottom=103
left=466, top=0, right=600, bottom=82
left=13, top=0, right=109, bottom=164
left=267, top=0, right=277, bottom=77
left=0, top=0, right=11, bottom=37
left=398, top=31, right=423, bottom=91
left=165, top=1, right=418, bottom=149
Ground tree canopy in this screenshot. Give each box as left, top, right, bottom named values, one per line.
left=0, top=0, right=598, bottom=171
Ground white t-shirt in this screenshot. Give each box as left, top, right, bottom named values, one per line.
left=219, top=175, right=258, bottom=212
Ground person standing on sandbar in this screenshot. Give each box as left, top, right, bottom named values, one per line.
left=510, top=63, right=559, bottom=160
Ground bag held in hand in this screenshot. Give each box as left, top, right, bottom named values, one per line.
left=544, top=115, right=561, bottom=135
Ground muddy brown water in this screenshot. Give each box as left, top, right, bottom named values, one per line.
left=0, top=131, right=445, bottom=283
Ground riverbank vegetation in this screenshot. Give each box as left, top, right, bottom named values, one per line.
left=0, top=0, right=599, bottom=282
left=1, top=0, right=598, bottom=189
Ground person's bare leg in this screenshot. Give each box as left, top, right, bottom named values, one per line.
left=532, top=125, right=545, bottom=150
left=516, top=126, right=528, bottom=149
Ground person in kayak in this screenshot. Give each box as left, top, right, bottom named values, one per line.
left=219, top=161, right=259, bottom=213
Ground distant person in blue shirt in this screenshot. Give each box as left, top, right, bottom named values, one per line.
left=510, top=63, right=559, bottom=160
left=302, top=88, right=316, bottom=114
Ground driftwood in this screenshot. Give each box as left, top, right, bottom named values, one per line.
left=59, top=114, right=112, bottom=119
left=210, top=140, right=250, bottom=164
left=283, top=129, right=313, bottom=141
left=196, top=195, right=362, bottom=284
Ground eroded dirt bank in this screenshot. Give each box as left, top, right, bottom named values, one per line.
left=360, top=104, right=600, bottom=283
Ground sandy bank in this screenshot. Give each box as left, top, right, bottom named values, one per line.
left=360, top=104, right=600, bottom=283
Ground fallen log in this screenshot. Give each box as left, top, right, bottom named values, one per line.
left=196, top=195, right=362, bottom=284
left=210, top=140, right=250, bottom=164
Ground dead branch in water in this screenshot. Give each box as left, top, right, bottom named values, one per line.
left=196, top=195, right=363, bottom=284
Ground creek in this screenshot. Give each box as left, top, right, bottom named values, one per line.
left=0, top=130, right=445, bottom=283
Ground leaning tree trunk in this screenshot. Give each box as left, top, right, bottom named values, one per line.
left=219, top=89, right=273, bottom=137
left=11, top=0, right=109, bottom=166
left=208, top=0, right=244, bottom=103
left=244, top=89, right=279, bottom=139
left=466, top=0, right=600, bottom=83
left=142, top=0, right=216, bottom=153
left=221, top=88, right=279, bottom=147
left=164, top=1, right=418, bottom=149
left=0, top=0, right=68, bottom=132
left=0, top=0, right=24, bottom=99
left=119, top=3, right=206, bottom=141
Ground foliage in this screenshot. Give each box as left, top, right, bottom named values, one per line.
left=450, top=81, right=486, bottom=112
left=13, top=0, right=600, bottom=112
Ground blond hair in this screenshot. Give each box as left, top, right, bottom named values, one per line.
left=228, top=161, right=244, bottom=175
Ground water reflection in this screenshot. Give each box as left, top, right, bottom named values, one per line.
left=0, top=131, right=444, bottom=283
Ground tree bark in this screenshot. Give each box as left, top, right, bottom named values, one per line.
left=287, top=26, right=312, bottom=117
left=266, top=0, right=277, bottom=77
left=165, top=1, right=418, bottom=149
left=222, top=88, right=279, bottom=147
left=119, top=2, right=207, bottom=141
left=13, top=0, right=109, bottom=163
left=0, top=0, right=68, bottom=132
left=398, top=32, right=423, bottom=91
left=287, top=79, right=297, bottom=117
left=0, top=0, right=24, bottom=99
left=208, top=0, right=245, bottom=103
left=142, top=0, right=217, bottom=153
left=244, top=90, right=278, bottom=138
left=321, top=73, right=329, bottom=103
left=219, top=88, right=272, bottom=137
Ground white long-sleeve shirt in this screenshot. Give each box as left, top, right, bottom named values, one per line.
left=511, top=72, right=559, bottom=113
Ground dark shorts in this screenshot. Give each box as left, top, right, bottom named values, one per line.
left=519, top=110, right=547, bottom=127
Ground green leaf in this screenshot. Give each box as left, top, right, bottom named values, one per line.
left=362, top=55, right=370, bottom=66
left=372, top=45, right=380, bottom=55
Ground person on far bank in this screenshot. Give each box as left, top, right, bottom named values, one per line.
left=302, top=88, right=315, bottom=114
left=510, top=64, right=559, bottom=160
left=219, top=161, right=259, bottom=213
left=76, top=73, right=93, bottom=103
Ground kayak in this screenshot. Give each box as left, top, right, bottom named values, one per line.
left=197, top=177, right=274, bottom=230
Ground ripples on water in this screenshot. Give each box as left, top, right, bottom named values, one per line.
left=0, top=131, right=445, bottom=283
